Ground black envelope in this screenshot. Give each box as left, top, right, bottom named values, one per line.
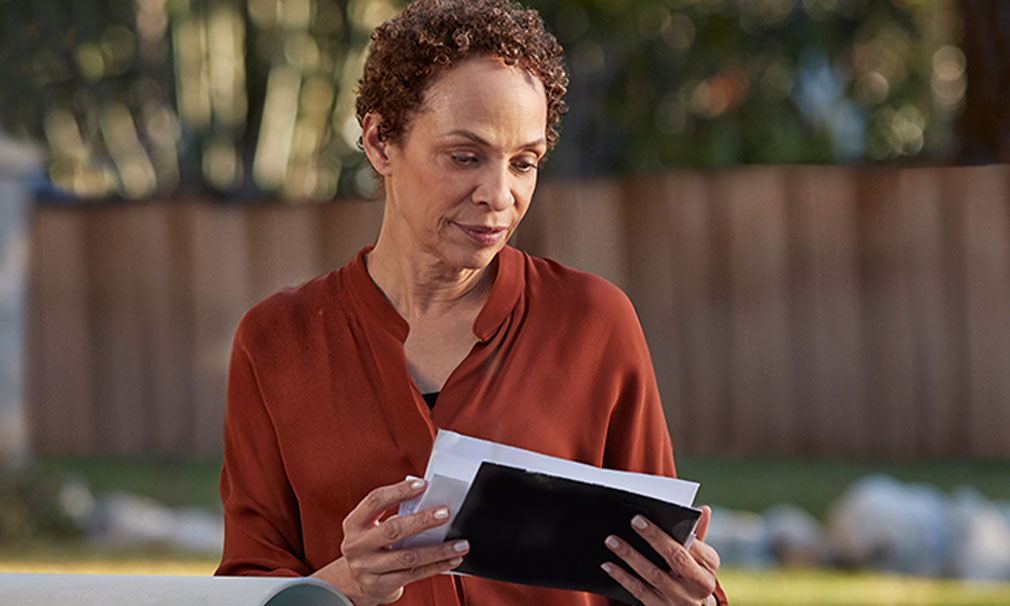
left=444, top=462, right=701, bottom=605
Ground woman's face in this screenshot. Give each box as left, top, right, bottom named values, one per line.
left=377, top=56, right=549, bottom=273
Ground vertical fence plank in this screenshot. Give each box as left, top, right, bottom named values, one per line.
left=621, top=174, right=687, bottom=452
left=189, top=203, right=251, bottom=455
left=898, top=169, right=964, bottom=456
left=520, top=178, right=628, bottom=291
left=23, top=211, right=45, bottom=454
left=26, top=208, right=95, bottom=454
left=85, top=206, right=148, bottom=454
left=664, top=173, right=729, bottom=455
left=723, top=168, right=794, bottom=454
left=132, top=201, right=194, bottom=454
left=954, top=166, right=1010, bottom=457
left=786, top=167, right=867, bottom=456
left=317, top=199, right=384, bottom=272
left=247, top=204, right=325, bottom=303
left=510, top=184, right=549, bottom=256
left=858, top=170, right=918, bottom=458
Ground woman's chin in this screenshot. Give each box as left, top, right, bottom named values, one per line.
left=442, top=243, right=503, bottom=272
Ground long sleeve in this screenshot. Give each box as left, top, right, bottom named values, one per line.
left=216, top=319, right=309, bottom=577
left=599, top=288, right=677, bottom=479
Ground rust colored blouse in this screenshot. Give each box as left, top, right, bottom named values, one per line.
left=217, top=245, right=725, bottom=605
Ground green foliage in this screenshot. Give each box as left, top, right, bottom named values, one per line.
left=0, top=468, right=81, bottom=544
left=0, top=0, right=385, bottom=200
left=0, top=0, right=960, bottom=200
left=530, top=0, right=960, bottom=176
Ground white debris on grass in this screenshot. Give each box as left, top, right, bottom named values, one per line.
left=705, top=474, right=1010, bottom=581
left=58, top=479, right=223, bottom=555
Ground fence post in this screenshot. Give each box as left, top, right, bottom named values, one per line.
left=0, top=135, right=41, bottom=469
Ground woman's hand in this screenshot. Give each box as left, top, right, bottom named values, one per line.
left=312, top=478, right=469, bottom=606
left=601, top=505, right=721, bottom=606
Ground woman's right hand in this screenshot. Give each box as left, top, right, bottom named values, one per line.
left=312, top=478, right=470, bottom=606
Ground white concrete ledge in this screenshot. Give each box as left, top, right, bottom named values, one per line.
left=1, top=573, right=352, bottom=606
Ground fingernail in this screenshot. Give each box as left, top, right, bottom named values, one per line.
left=632, top=515, right=648, bottom=529
left=434, top=507, right=449, bottom=520
left=605, top=535, right=620, bottom=549
left=410, top=479, right=425, bottom=490
left=600, top=562, right=613, bottom=573
left=449, top=557, right=463, bottom=566
left=453, top=540, right=469, bottom=553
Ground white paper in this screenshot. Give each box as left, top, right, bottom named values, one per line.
left=0, top=573, right=353, bottom=606
left=397, top=430, right=699, bottom=548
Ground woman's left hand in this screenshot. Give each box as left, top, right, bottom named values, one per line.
left=601, top=505, right=720, bottom=606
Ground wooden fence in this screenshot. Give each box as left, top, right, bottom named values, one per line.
left=25, top=165, right=1010, bottom=458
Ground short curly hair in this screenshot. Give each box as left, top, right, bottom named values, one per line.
left=355, top=0, right=568, bottom=150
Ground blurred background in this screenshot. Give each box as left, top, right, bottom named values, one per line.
left=2, top=0, right=1008, bottom=202
left=1, top=1, right=1009, bottom=604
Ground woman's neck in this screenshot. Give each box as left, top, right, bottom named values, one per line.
left=364, top=240, right=494, bottom=322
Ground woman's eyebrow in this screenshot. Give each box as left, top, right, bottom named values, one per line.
left=443, top=129, right=547, bottom=151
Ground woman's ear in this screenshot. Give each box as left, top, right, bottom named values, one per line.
left=361, top=112, right=393, bottom=176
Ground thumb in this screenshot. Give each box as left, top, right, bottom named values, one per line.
left=695, top=505, right=712, bottom=541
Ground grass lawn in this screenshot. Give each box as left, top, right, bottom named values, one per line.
left=719, top=568, right=1010, bottom=606
left=0, top=553, right=218, bottom=576
left=34, top=456, right=223, bottom=509
left=678, top=457, right=1010, bottom=519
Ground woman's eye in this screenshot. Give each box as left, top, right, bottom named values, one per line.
left=512, top=160, right=538, bottom=173
left=451, top=154, right=478, bottom=165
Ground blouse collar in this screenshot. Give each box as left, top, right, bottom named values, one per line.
left=473, top=245, right=523, bottom=342
left=346, top=245, right=525, bottom=343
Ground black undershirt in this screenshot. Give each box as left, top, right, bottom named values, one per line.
left=422, top=392, right=439, bottom=410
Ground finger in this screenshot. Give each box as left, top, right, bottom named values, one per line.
left=604, top=534, right=693, bottom=604
left=689, top=538, right=721, bottom=574
left=374, top=553, right=465, bottom=592
left=695, top=505, right=711, bottom=541
left=599, top=561, right=661, bottom=606
left=369, top=505, right=454, bottom=549
left=344, top=478, right=427, bottom=530
left=343, top=537, right=466, bottom=601
left=631, top=515, right=717, bottom=598
left=368, top=539, right=470, bottom=575
left=690, top=506, right=721, bottom=574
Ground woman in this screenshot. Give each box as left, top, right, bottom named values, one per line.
left=216, top=1, right=724, bottom=605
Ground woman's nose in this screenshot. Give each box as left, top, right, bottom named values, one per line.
left=472, top=164, right=515, bottom=210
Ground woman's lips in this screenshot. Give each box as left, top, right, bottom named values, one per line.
left=455, top=223, right=507, bottom=246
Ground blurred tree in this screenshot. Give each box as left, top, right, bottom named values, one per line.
left=0, top=0, right=980, bottom=201
left=532, top=0, right=962, bottom=176
left=0, top=0, right=389, bottom=201
left=955, top=0, right=1010, bottom=163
